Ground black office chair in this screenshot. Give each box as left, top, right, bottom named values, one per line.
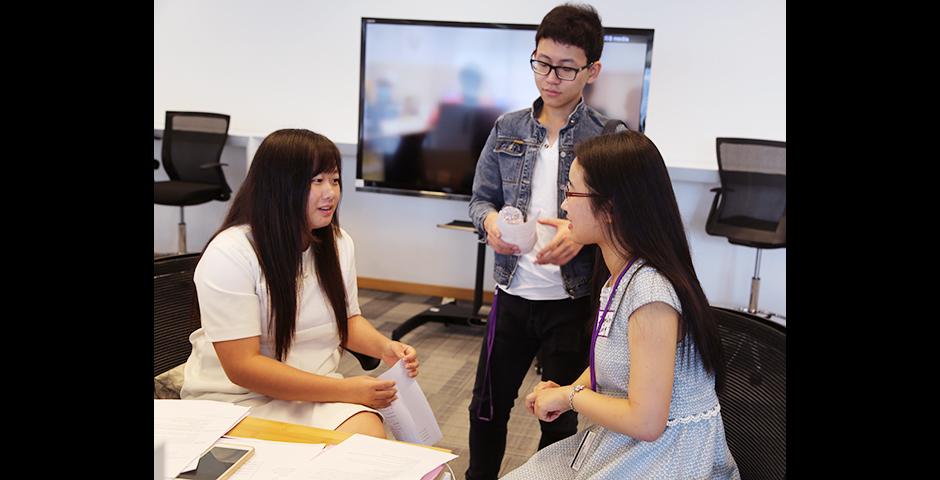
left=713, top=306, right=786, bottom=480
left=154, top=253, right=202, bottom=397
left=153, top=254, right=381, bottom=397
left=154, top=111, right=232, bottom=255
left=706, top=137, right=786, bottom=319
left=154, top=134, right=162, bottom=169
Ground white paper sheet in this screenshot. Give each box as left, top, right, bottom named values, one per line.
left=377, top=361, right=443, bottom=445
left=211, top=437, right=325, bottom=480
left=291, top=433, right=456, bottom=480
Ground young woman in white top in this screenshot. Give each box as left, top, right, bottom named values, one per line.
left=181, top=129, right=419, bottom=438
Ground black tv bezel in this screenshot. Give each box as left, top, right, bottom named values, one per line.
left=356, top=17, right=654, bottom=201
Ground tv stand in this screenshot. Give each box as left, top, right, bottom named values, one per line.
left=391, top=220, right=488, bottom=341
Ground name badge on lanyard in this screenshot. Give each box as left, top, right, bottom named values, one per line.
left=570, top=428, right=598, bottom=471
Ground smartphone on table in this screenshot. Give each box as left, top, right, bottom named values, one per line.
left=175, top=444, right=254, bottom=480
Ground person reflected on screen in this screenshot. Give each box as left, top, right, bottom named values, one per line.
left=426, top=64, right=498, bottom=129
left=455, top=64, right=485, bottom=107
left=180, top=129, right=419, bottom=439
left=502, top=130, right=739, bottom=479
left=364, top=77, right=402, bottom=156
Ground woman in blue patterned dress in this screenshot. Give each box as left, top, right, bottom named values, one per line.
left=502, top=130, right=739, bottom=479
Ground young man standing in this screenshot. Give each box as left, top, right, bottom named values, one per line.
left=467, top=4, right=612, bottom=479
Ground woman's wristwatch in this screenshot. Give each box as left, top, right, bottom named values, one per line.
left=569, top=384, right=587, bottom=413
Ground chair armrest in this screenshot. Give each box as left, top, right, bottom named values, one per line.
left=199, top=162, right=229, bottom=169
left=348, top=350, right=382, bottom=371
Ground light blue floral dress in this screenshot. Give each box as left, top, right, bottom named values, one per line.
left=502, top=260, right=739, bottom=479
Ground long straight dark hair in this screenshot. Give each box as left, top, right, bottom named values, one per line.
left=204, top=129, right=348, bottom=361
left=576, top=130, right=724, bottom=383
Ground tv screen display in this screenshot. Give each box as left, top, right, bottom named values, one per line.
left=356, top=18, right=654, bottom=200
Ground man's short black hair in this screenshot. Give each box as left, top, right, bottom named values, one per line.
left=535, top=3, right=604, bottom=63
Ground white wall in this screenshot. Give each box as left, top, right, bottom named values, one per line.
left=154, top=0, right=785, bottom=168
left=154, top=0, right=786, bottom=316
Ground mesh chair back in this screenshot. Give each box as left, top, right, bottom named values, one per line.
left=706, top=138, right=786, bottom=248
left=162, top=111, right=232, bottom=197
left=154, top=253, right=202, bottom=377
left=713, top=306, right=786, bottom=480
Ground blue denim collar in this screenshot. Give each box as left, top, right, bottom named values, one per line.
left=528, top=96, right=587, bottom=126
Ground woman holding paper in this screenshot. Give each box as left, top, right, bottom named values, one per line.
left=503, top=131, right=738, bottom=478
left=181, top=129, right=419, bottom=438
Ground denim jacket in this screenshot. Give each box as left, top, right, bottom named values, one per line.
left=469, top=97, right=610, bottom=299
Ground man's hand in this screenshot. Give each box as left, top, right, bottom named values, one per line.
left=484, top=212, right=521, bottom=255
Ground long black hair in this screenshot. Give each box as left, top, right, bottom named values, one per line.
left=205, top=129, right=348, bottom=361
left=576, top=130, right=724, bottom=382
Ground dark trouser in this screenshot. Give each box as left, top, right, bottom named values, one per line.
left=465, top=289, right=591, bottom=480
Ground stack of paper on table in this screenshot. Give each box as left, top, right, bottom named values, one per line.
left=302, top=433, right=457, bottom=480
left=154, top=399, right=250, bottom=478
left=211, top=435, right=453, bottom=480
left=212, top=437, right=326, bottom=480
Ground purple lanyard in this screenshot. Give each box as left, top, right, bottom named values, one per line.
left=476, top=288, right=500, bottom=421
left=590, top=256, right=637, bottom=391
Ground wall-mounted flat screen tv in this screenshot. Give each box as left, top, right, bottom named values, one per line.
left=356, top=18, right=654, bottom=201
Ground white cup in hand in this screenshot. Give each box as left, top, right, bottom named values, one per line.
left=496, top=206, right=538, bottom=255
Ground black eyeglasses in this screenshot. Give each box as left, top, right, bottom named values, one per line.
left=530, top=58, right=594, bottom=81
left=563, top=184, right=600, bottom=198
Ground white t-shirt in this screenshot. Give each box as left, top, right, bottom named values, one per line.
left=502, top=137, right=568, bottom=300
left=181, top=225, right=374, bottom=429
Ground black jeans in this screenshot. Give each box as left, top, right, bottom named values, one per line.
left=465, top=289, right=591, bottom=480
